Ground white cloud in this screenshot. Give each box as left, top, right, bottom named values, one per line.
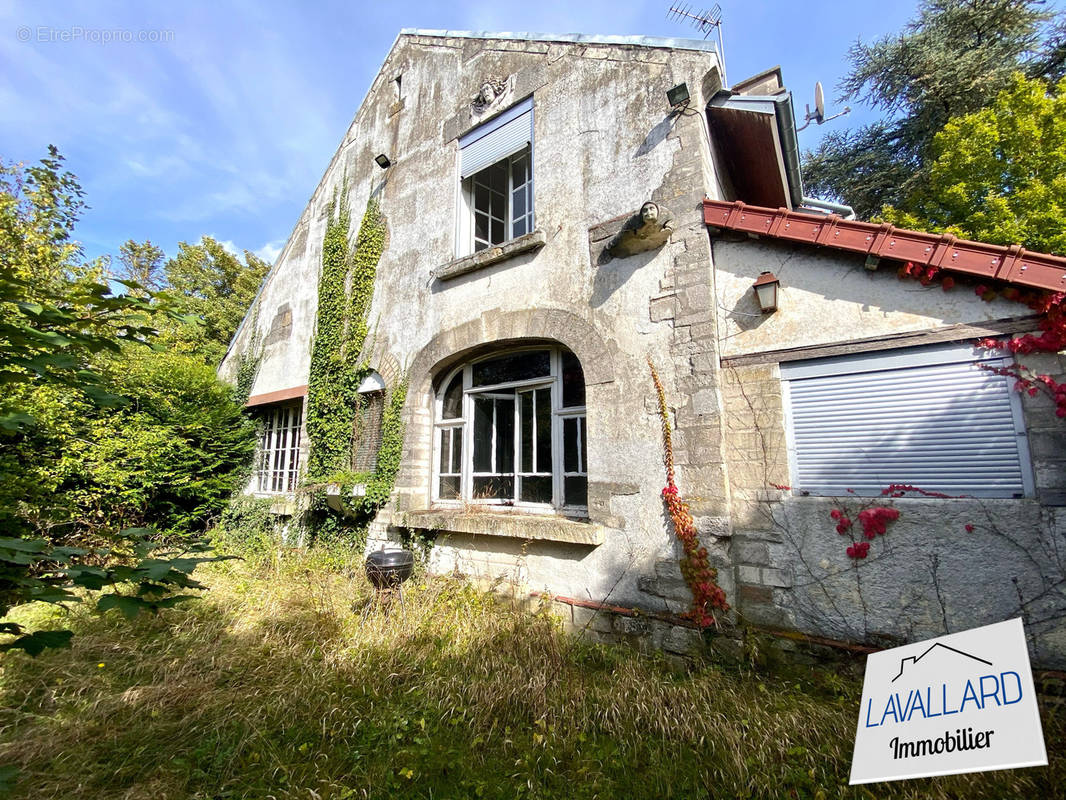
left=215, top=239, right=240, bottom=257
left=254, top=239, right=284, bottom=264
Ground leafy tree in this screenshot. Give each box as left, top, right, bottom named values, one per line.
left=803, top=0, right=1065, bottom=219
left=163, top=237, right=270, bottom=365
left=879, top=74, right=1066, bottom=255
left=0, top=149, right=256, bottom=656
left=116, top=238, right=165, bottom=293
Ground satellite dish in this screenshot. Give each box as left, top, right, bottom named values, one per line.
left=796, top=80, right=849, bottom=131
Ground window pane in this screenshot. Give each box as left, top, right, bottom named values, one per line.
left=473, top=398, right=493, bottom=472
left=472, top=351, right=550, bottom=386
left=439, top=476, right=460, bottom=500
left=439, top=428, right=451, bottom=474
left=580, top=417, right=587, bottom=473
left=512, top=217, right=527, bottom=238
left=450, top=431, right=463, bottom=474
left=491, top=217, right=505, bottom=244
left=475, top=212, right=489, bottom=242
left=521, top=476, right=552, bottom=504
left=535, top=387, right=551, bottom=469
left=473, top=476, right=514, bottom=500
left=442, top=373, right=463, bottom=419
left=521, top=391, right=533, bottom=473
left=512, top=186, right=526, bottom=220
left=565, top=476, right=588, bottom=507
left=496, top=397, right=515, bottom=474
left=487, top=161, right=508, bottom=193
left=564, top=417, right=579, bottom=473
left=514, top=155, right=529, bottom=185
left=561, top=350, right=585, bottom=407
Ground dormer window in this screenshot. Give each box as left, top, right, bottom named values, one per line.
left=458, top=97, right=534, bottom=255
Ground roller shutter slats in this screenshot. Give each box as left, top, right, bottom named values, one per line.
left=459, top=98, right=533, bottom=179
left=785, top=355, right=1029, bottom=497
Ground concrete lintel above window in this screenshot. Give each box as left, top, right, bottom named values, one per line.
left=404, top=509, right=604, bottom=546
left=434, top=228, right=545, bottom=281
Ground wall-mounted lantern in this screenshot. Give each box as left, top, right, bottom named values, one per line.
left=752, top=271, right=781, bottom=313
left=374, top=153, right=392, bottom=169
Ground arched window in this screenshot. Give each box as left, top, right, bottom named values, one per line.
left=434, top=346, right=587, bottom=511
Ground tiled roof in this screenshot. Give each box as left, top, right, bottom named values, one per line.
left=704, top=199, right=1066, bottom=293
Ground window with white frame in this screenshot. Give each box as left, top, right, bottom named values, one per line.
left=255, top=402, right=303, bottom=494
left=434, top=346, right=587, bottom=510
left=780, top=344, right=1034, bottom=497
left=458, top=97, right=534, bottom=255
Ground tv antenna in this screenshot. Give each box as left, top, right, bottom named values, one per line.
left=796, top=81, right=851, bottom=131
left=667, top=4, right=726, bottom=85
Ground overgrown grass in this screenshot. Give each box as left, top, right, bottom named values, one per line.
left=1, top=557, right=1063, bottom=799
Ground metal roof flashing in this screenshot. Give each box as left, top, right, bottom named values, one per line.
left=398, top=28, right=720, bottom=54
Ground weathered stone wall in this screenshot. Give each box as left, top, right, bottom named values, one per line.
left=713, top=237, right=1066, bottom=667
left=222, top=32, right=731, bottom=612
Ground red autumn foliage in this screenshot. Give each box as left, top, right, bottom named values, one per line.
left=649, top=359, right=729, bottom=628
left=897, top=261, right=1065, bottom=418
left=829, top=502, right=900, bottom=558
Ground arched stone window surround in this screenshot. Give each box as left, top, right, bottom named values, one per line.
left=397, top=309, right=615, bottom=520
left=433, top=345, right=586, bottom=511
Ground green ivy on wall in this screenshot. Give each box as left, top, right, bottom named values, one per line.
left=305, top=190, right=388, bottom=480
left=232, top=301, right=262, bottom=405
left=301, top=188, right=408, bottom=546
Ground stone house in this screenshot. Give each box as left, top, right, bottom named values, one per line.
left=219, top=30, right=1066, bottom=666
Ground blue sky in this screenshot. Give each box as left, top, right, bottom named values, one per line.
left=1, top=1, right=928, bottom=268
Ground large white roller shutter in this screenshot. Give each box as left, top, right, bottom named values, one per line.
left=781, top=345, right=1033, bottom=497
left=459, top=98, right=533, bottom=179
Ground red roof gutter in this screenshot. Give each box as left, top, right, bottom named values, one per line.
left=703, top=199, right=1066, bottom=294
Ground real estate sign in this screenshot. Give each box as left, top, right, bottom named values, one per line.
left=850, top=618, right=1047, bottom=784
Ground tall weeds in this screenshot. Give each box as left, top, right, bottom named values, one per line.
left=0, top=558, right=1061, bottom=799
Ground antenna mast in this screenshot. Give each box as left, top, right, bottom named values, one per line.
left=667, top=4, right=726, bottom=85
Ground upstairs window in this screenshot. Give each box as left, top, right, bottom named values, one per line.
left=458, top=97, right=534, bottom=255
left=434, top=346, right=587, bottom=511
left=255, top=401, right=303, bottom=494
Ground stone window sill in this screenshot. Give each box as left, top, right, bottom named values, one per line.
left=434, top=229, right=546, bottom=281
left=403, top=508, right=604, bottom=546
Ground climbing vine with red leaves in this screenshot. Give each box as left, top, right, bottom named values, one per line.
left=648, top=358, right=729, bottom=627
left=829, top=501, right=900, bottom=560
left=897, top=260, right=1066, bottom=417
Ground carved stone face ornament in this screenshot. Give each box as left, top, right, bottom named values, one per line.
left=471, top=77, right=508, bottom=113
left=640, top=202, right=659, bottom=226
left=603, top=201, right=674, bottom=260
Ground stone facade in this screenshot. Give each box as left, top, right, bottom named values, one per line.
left=219, top=30, right=1066, bottom=668
left=221, top=31, right=733, bottom=616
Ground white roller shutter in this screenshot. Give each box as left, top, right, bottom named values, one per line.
left=459, top=97, right=533, bottom=179
left=781, top=345, right=1033, bottom=497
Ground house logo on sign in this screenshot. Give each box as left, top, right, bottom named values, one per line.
left=850, top=618, right=1047, bottom=785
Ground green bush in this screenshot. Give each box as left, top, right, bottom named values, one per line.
left=210, top=496, right=279, bottom=565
